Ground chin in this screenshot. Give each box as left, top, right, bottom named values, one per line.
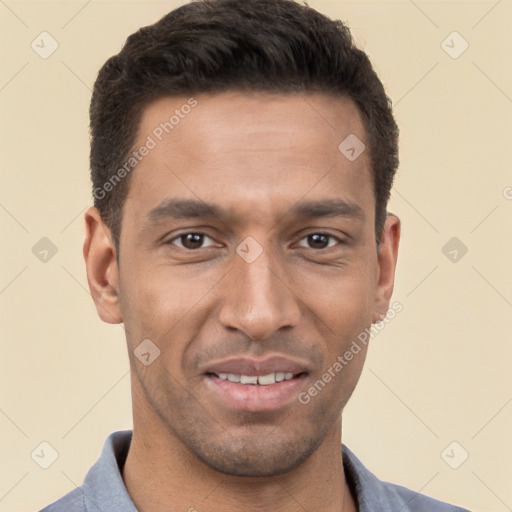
left=188, top=430, right=325, bottom=477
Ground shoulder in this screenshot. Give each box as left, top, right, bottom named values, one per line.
left=384, top=481, right=471, bottom=511
left=38, top=488, right=85, bottom=512
left=38, top=430, right=135, bottom=512
left=342, top=445, right=471, bottom=512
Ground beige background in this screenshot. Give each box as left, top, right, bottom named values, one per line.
left=1, top=1, right=511, bottom=511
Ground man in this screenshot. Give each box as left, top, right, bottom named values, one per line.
left=40, top=0, right=470, bottom=510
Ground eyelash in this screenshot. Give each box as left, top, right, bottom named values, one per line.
left=167, top=232, right=343, bottom=250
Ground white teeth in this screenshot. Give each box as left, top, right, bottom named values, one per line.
left=258, top=373, right=276, bottom=385
left=215, top=372, right=296, bottom=385
left=240, top=375, right=258, bottom=384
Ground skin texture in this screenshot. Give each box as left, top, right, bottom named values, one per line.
left=83, top=92, right=400, bottom=512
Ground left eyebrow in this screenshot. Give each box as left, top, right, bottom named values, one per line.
left=288, top=199, right=365, bottom=222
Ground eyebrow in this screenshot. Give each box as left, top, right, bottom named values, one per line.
left=147, top=199, right=222, bottom=223
left=145, top=197, right=365, bottom=225
left=289, top=198, right=365, bottom=222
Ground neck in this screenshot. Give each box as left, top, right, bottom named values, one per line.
left=122, top=412, right=357, bottom=512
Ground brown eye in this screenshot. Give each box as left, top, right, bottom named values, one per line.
left=171, top=233, right=215, bottom=250
left=308, top=234, right=329, bottom=249
left=297, top=233, right=339, bottom=249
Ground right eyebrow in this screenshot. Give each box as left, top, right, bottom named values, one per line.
left=146, top=198, right=224, bottom=225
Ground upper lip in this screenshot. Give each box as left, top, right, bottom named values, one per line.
left=203, top=355, right=310, bottom=377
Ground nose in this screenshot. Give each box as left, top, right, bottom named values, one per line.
left=218, top=246, right=301, bottom=340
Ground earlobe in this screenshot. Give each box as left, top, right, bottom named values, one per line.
left=83, top=207, right=123, bottom=324
left=372, top=214, right=401, bottom=323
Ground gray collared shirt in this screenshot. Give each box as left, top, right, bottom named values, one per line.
left=39, top=430, right=470, bottom=512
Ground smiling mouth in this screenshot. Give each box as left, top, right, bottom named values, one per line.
left=206, top=371, right=307, bottom=385
left=204, top=371, right=308, bottom=412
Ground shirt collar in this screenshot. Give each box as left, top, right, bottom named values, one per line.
left=81, top=430, right=137, bottom=512
left=342, top=444, right=409, bottom=511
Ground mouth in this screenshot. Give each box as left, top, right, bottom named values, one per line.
left=207, top=371, right=303, bottom=385
left=204, top=357, right=309, bottom=412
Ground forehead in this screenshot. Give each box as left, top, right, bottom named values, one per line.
left=124, top=92, right=373, bottom=223
left=137, top=91, right=365, bottom=154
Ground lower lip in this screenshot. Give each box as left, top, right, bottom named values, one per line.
left=204, top=374, right=307, bottom=412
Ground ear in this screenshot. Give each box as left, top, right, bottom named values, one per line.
left=372, top=214, right=401, bottom=323
left=83, top=207, right=123, bottom=324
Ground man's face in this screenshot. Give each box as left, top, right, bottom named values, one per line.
left=87, top=92, right=398, bottom=477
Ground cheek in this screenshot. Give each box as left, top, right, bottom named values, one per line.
left=119, top=261, right=224, bottom=353
left=293, top=262, right=376, bottom=389
left=299, top=263, right=376, bottom=335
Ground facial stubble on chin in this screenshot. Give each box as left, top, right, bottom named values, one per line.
left=136, top=369, right=344, bottom=478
